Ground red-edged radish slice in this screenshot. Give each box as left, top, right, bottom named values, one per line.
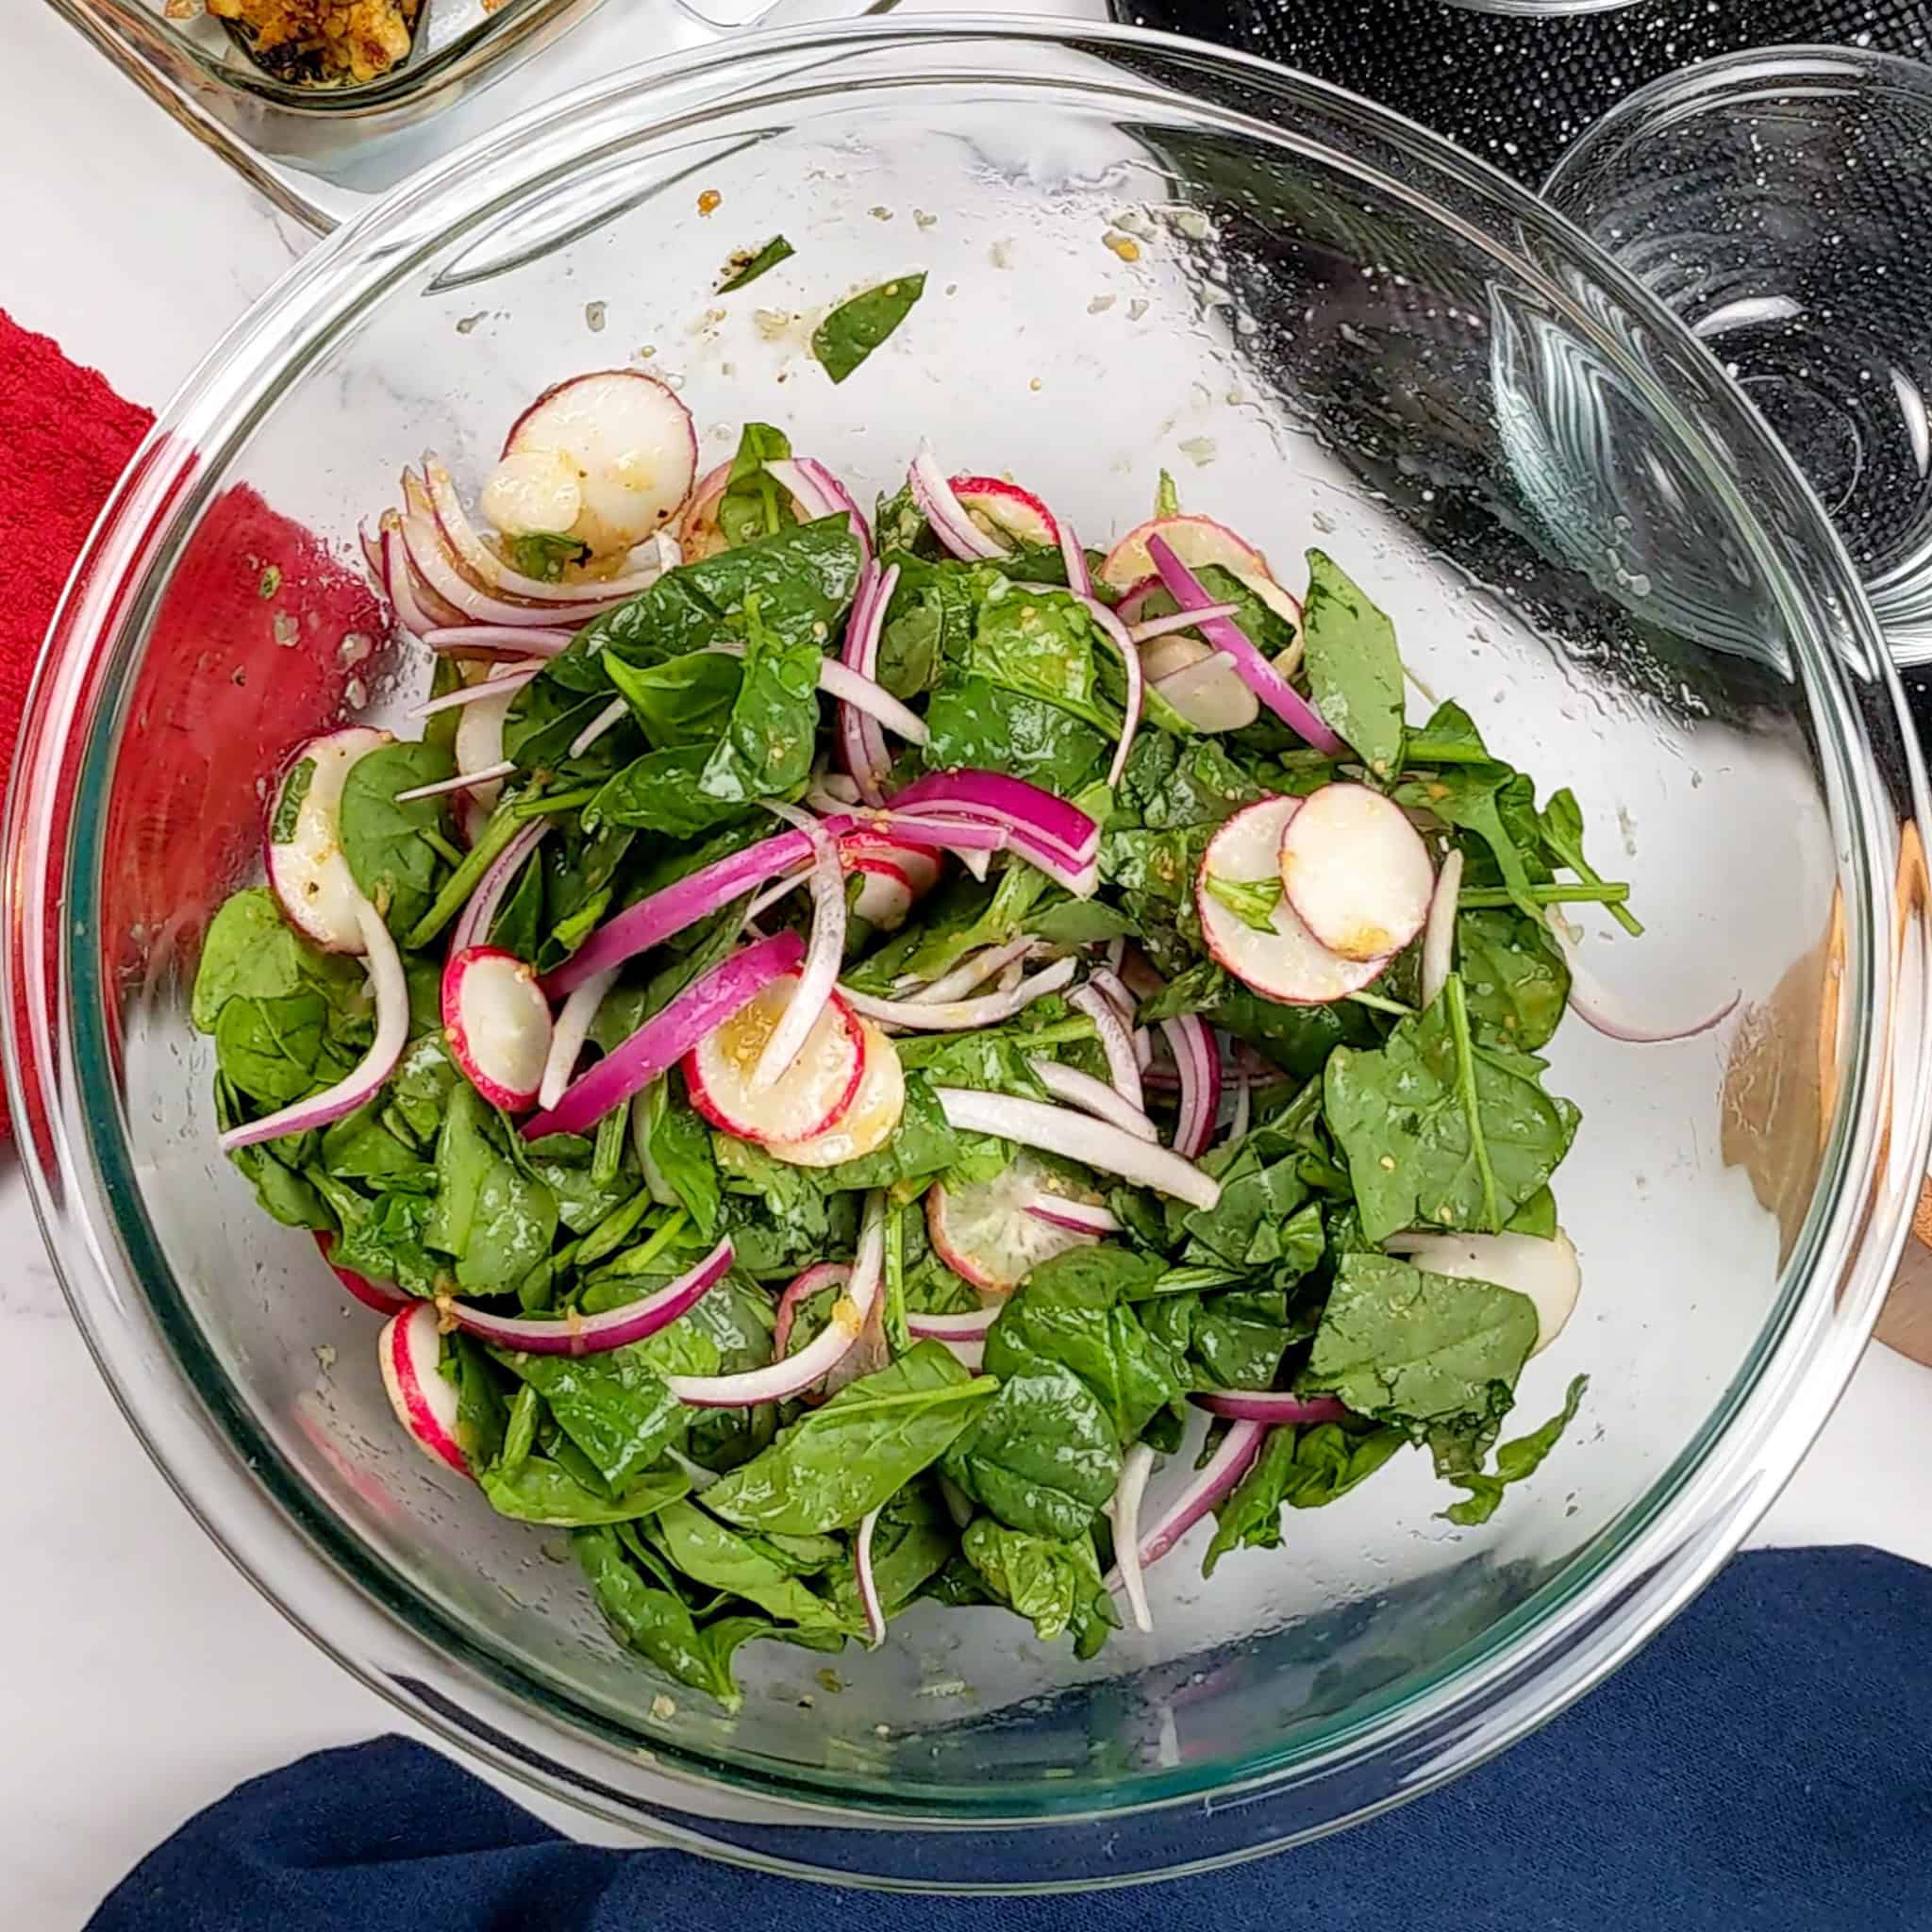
left=456, top=682, right=517, bottom=816
left=676, top=459, right=734, bottom=561
left=266, top=726, right=391, bottom=951
left=501, top=371, right=697, bottom=557
left=925, top=1152, right=1107, bottom=1293
left=768, top=1023, right=905, bottom=1168
left=949, top=475, right=1059, bottom=549
left=378, top=1301, right=467, bottom=1475
left=1384, top=1228, right=1582, bottom=1357
left=1420, top=848, right=1463, bottom=1010
left=314, top=1230, right=408, bottom=1318
left=1196, top=796, right=1389, bottom=1005
left=1278, top=783, right=1435, bottom=963
left=1141, top=631, right=1216, bottom=685
left=685, top=975, right=864, bottom=1144
left=841, top=830, right=941, bottom=896
left=1099, top=513, right=1271, bottom=594
left=847, top=856, right=917, bottom=930
left=1154, top=649, right=1258, bottom=733
left=443, top=946, right=553, bottom=1111
left=480, top=448, right=582, bottom=539
left=774, top=1261, right=851, bottom=1358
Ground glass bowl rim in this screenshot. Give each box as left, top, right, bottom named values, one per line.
left=9, top=13, right=1930, bottom=1874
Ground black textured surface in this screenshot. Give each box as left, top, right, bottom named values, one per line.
left=1111, top=0, right=1932, bottom=186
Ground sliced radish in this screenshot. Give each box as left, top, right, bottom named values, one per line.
left=847, top=856, right=917, bottom=931
left=841, top=830, right=941, bottom=896
left=501, top=371, right=697, bottom=557
left=675, top=459, right=734, bottom=561
left=266, top=726, right=391, bottom=951
left=314, top=1231, right=408, bottom=1318
left=442, top=946, right=554, bottom=1112
left=774, top=1261, right=851, bottom=1358
left=1196, top=796, right=1389, bottom=1005
left=926, top=1152, right=1106, bottom=1293
left=768, top=1022, right=906, bottom=1168
left=1141, top=631, right=1217, bottom=685
left=378, top=1301, right=467, bottom=1476
left=949, top=475, right=1059, bottom=549
left=1384, top=1227, right=1582, bottom=1357
left=1278, top=783, right=1436, bottom=963
left=1155, top=649, right=1258, bottom=733
left=1099, top=513, right=1272, bottom=594
left=685, top=974, right=864, bottom=1144
left=480, top=446, right=582, bottom=538
left=455, top=683, right=517, bottom=816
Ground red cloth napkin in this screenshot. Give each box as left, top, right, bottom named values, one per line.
left=0, top=308, right=391, bottom=1143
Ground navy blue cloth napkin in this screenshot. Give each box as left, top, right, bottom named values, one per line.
left=92, top=1547, right=1932, bottom=1931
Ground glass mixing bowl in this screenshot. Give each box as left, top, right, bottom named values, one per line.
left=8, top=18, right=1932, bottom=1890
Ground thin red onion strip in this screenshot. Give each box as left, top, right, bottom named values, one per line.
left=524, top=932, right=803, bottom=1140
left=1109, top=1442, right=1157, bottom=1634
left=417, top=665, right=544, bottom=717
left=1027, top=1057, right=1158, bottom=1143
left=909, top=450, right=1007, bottom=560
left=569, top=696, right=629, bottom=760
left=764, top=457, right=873, bottom=560
left=1058, top=520, right=1093, bottom=600
left=1026, top=1196, right=1123, bottom=1236
left=1159, top=1012, right=1221, bottom=1159
left=855, top=1505, right=888, bottom=1645
left=441, top=1239, right=733, bottom=1357
left=907, top=937, right=1034, bottom=1005
left=220, top=898, right=409, bottom=1150
left=1420, top=848, right=1462, bottom=1010
left=424, top=625, right=573, bottom=657
left=1136, top=1420, right=1268, bottom=1570
left=841, top=957, right=1076, bottom=1032
left=1069, top=982, right=1144, bottom=1113
left=1127, top=602, right=1240, bottom=644
left=707, top=637, right=926, bottom=743
left=890, top=770, right=1099, bottom=865
left=539, top=966, right=616, bottom=1112
left=451, top=819, right=548, bottom=956
left=667, top=1190, right=888, bottom=1407
left=906, top=1307, right=997, bottom=1341
left=1145, top=535, right=1346, bottom=757
left=1190, top=1391, right=1351, bottom=1425
left=1546, top=912, right=1740, bottom=1043
left=395, top=760, right=514, bottom=805
left=838, top=563, right=896, bottom=805
left=379, top=522, right=446, bottom=640
left=1224, top=1073, right=1251, bottom=1146
left=750, top=808, right=846, bottom=1091
left=403, top=508, right=595, bottom=630
left=1076, top=593, right=1143, bottom=791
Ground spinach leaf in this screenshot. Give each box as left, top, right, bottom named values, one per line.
left=426, top=1084, right=559, bottom=1293
left=719, top=236, right=794, bottom=294
left=1204, top=1419, right=1407, bottom=1573
left=966, top=587, right=1114, bottom=734
left=338, top=741, right=457, bottom=936
left=497, top=1339, right=694, bottom=1489
left=505, top=532, right=589, bottom=582
left=586, top=745, right=758, bottom=837
left=1323, top=975, right=1577, bottom=1241
left=638, top=1074, right=722, bottom=1234
left=715, top=423, right=794, bottom=548
left=828, top=1486, right=955, bottom=1624
left=813, top=272, right=925, bottom=383
left=924, top=676, right=1108, bottom=796
left=1202, top=872, right=1283, bottom=934
left=575, top=1524, right=750, bottom=1709
left=477, top=1455, right=687, bottom=1526
left=1396, top=765, right=1544, bottom=923
left=1298, top=549, right=1405, bottom=778
left=646, top=1501, right=855, bottom=1633
left=1442, top=1374, right=1589, bottom=1524
left=706, top=1342, right=995, bottom=1534
left=1540, top=787, right=1642, bottom=937
left=191, top=889, right=363, bottom=1034
left=319, top=1098, right=432, bottom=1188
left=602, top=649, right=742, bottom=748
left=695, top=598, right=822, bottom=806
left=214, top=991, right=354, bottom=1108
left=961, top=1520, right=1116, bottom=1658
left=1299, top=1253, right=1538, bottom=1472
left=1457, top=908, right=1569, bottom=1054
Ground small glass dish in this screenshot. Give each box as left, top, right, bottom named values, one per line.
left=46, top=0, right=885, bottom=232
left=1545, top=46, right=1932, bottom=667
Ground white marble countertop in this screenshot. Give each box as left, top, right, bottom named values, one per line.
left=8, top=6, right=1932, bottom=1925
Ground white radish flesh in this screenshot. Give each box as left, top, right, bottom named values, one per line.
left=925, top=1152, right=1105, bottom=1292
left=1384, top=1228, right=1582, bottom=1357
left=480, top=447, right=583, bottom=538
left=1154, top=650, right=1258, bottom=733
left=442, top=946, right=554, bottom=1112
left=769, top=1023, right=905, bottom=1168
left=1099, top=513, right=1273, bottom=594
left=267, top=726, right=392, bottom=952
left=503, top=371, right=697, bottom=557
left=1140, top=632, right=1215, bottom=685
left=685, top=975, right=863, bottom=1144
left=1278, top=783, right=1436, bottom=962
left=841, top=830, right=941, bottom=897
left=950, top=475, right=1058, bottom=548
left=847, top=858, right=917, bottom=931
left=1196, top=796, right=1389, bottom=1005
left=378, top=1302, right=467, bottom=1475
left=456, top=683, right=518, bottom=816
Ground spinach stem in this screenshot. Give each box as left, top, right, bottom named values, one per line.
left=591, top=1096, right=628, bottom=1191
left=622, top=1208, right=690, bottom=1278
left=883, top=1204, right=909, bottom=1357
left=1017, top=1017, right=1099, bottom=1049
left=511, top=785, right=599, bottom=820
left=405, top=805, right=526, bottom=948
left=1346, top=990, right=1414, bottom=1017
left=1443, top=974, right=1501, bottom=1232
left=417, top=824, right=465, bottom=869
left=1562, top=859, right=1643, bottom=938
left=1458, top=882, right=1628, bottom=908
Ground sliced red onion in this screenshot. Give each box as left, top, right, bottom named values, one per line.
left=424, top=625, right=573, bottom=658
left=1069, top=982, right=1144, bottom=1114
left=841, top=956, right=1075, bottom=1032
left=1134, top=1420, right=1268, bottom=1571
left=443, top=1237, right=732, bottom=1356
left=763, top=457, right=873, bottom=560
left=1109, top=1442, right=1158, bottom=1635
left=1127, top=602, right=1240, bottom=644
left=749, top=808, right=845, bottom=1091
left=707, top=637, right=926, bottom=743
left=1420, top=847, right=1463, bottom=1011
left=416, top=664, right=545, bottom=718
left=932, top=1088, right=1220, bottom=1209
left=890, top=770, right=1099, bottom=865
left=1075, top=593, right=1143, bottom=791
left=773, top=1261, right=850, bottom=1360
left=569, top=696, right=629, bottom=760
left=838, top=563, right=896, bottom=807
left=1028, top=1057, right=1158, bottom=1143
left=908, top=937, right=1035, bottom=1005
left=1159, top=1012, right=1221, bottom=1159
left=524, top=931, right=803, bottom=1139
left=1190, top=1391, right=1350, bottom=1425
left=403, top=507, right=591, bottom=630
left=379, top=521, right=453, bottom=639
left=451, top=819, right=547, bottom=957
left=909, top=449, right=1007, bottom=560
left=667, top=1189, right=887, bottom=1407
left=423, top=457, right=669, bottom=605
left=1146, top=535, right=1346, bottom=757
left=854, top=1504, right=888, bottom=1645
left=220, top=898, right=408, bottom=1150
left=1546, top=912, right=1740, bottom=1043
left=1026, top=1195, right=1122, bottom=1236
left=395, top=760, right=514, bottom=805
left=1088, top=964, right=1138, bottom=1027
left=905, top=1307, right=997, bottom=1341
left=539, top=965, right=615, bottom=1111
left=1058, top=520, right=1094, bottom=600
left=810, top=773, right=863, bottom=811
left=1224, top=1073, right=1251, bottom=1146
